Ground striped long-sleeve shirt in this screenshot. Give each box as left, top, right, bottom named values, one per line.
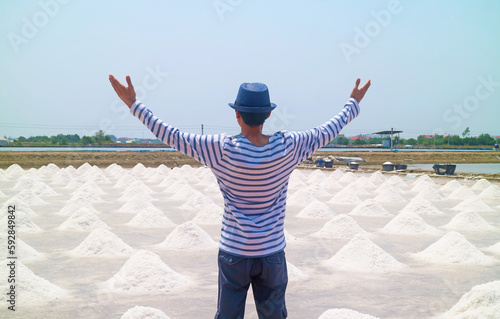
left=131, top=98, right=360, bottom=257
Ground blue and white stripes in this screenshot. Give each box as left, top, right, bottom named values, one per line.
left=131, top=98, right=360, bottom=257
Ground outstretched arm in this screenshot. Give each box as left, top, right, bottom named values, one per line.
left=109, top=75, right=136, bottom=109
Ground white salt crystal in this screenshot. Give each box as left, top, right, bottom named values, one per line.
left=71, top=229, right=134, bottom=256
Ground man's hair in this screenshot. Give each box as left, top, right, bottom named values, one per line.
left=238, top=111, right=269, bottom=127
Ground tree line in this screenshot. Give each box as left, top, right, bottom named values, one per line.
left=15, top=130, right=115, bottom=146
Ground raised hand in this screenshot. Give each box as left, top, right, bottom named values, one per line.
left=109, top=74, right=136, bottom=109
left=350, top=78, right=371, bottom=103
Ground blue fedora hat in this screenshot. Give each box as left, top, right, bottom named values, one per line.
left=228, top=83, right=277, bottom=113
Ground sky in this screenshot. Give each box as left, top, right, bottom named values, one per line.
left=1, top=0, right=499, bottom=140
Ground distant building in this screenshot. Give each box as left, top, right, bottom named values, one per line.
left=0, top=138, right=9, bottom=146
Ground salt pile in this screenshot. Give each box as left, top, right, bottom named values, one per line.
left=452, top=196, right=494, bottom=212
left=369, top=171, right=386, bottom=184
left=442, top=211, right=496, bottom=231
left=180, top=193, right=216, bottom=210
left=479, top=185, right=500, bottom=199
left=411, top=178, right=435, bottom=193
left=288, top=178, right=308, bottom=191
left=374, top=184, right=401, bottom=194
left=440, top=280, right=500, bottom=319
left=328, top=189, right=362, bottom=205
left=287, top=189, right=317, bottom=206
left=353, top=176, right=377, bottom=189
left=1, top=199, right=37, bottom=218
left=287, top=261, right=307, bottom=281
left=197, top=173, right=217, bottom=187
left=318, top=308, right=380, bottom=319
left=0, top=169, right=10, bottom=181
left=319, top=175, right=343, bottom=192
left=342, top=183, right=368, bottom=196
left=118, top=198, right=157, bottom=214
left=297, top=200, right=335, bottom=219
left=120, top=306, right=170, bottom=319
left=81, top=166, right=111, bottom=184
left=307, top=169, right=327, bottom=184
left=76, top=162, right=93, bottom=173
left=51, top=169, right=74, bottom=184
left=381, top=212, right=441, bottom=235
left=338, top=171, right=358, bottom=184
left=324, top=234, right=404, bottom=272
left=170, top=183, right=198, bottom=200
left=58, top=207, right=110, bottom=232
left=58, top=198, right=96, bottom=216
left=0, top=190, right=5, bottom=198
left=131, top=163, right=148, bottom=176
left=70, top=187, right=103, bottom=203
left=284, top=229, right=298, bottom=242
left=157, top=222, right=218, bottom=250
left=313, top=215, right=367, bottom=239
left=115, top=173, right=141, bottom=189
left=12, top=189, right=46, bottom=205
left=384, top=175, right=407, bottom=188
left=0, top=235, right=41, bottom=260
left=348, top=199, right=392, bottom=217
left=146, top=170, right=167, bottom=184
left=440, top=180, right=462, bottom=193
left=374, top=188, right=406, bottom=203
left=401, top=198, right=443, bottom=216
left=483, top=242, right=500, bottom=255
left=415, top=186, right=444, bottom=201
left=448, top=186, right=476, bottom=200
left=119, top=186, right=154, bottom=201
left=13, top=171, right=40, bottom=189
left=5, top=164, right=25, bottom=176
left=192, top=203, right=223, bottom=225
left=0, top=261, right=66, bottom=304
left=127, top=206, right=176, bottom=228
left=412, top=231, right=493, bottom=264
left=471, top=178, right=491, bottom=191
left=1, top=210, right=42, bottom=233
left=306, top=183, right=331, bottom=197
left=104, top=250, right=189, bottom=292
left=66, top=176, right=91, bottom=189
left=71, top=229, right=134, bottom=256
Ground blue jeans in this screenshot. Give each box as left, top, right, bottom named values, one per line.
left=215, top=250, right=288, bottom=319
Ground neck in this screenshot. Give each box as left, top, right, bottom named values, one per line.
left=240, top=125, right=269, bottom=146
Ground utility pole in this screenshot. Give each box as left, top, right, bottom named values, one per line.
left=201, top=124, right=204, bottom=135
left=390, top=127, right=394, bottom=151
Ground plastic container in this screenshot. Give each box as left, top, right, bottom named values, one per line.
left=382, top=161, right=394, bottom=172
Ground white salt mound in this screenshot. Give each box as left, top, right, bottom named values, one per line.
left=374, top=188, right=406, bottom=203
left=120, top=306, right=170, bottom=319
left=369, top=171, right=386, bottom=184
left=284, top=229, right=298, bottom=242
left=328, top=190, right=362, bottom=205
left=0, top=236, right=41, bottom=260
left=72, top=228, right=134, bottom=256
left=180, top=193, right=216, bottom=210
left=128, top=206, right=176, bottom=228
left=384, top=175, right=407, bottom=187
left=442, top=211, right=496, bottom=231
left=104, top=250, right=189, bottom=292
left=452, top=196, right=494, bottom=212
left=158, top=222, right=218, bottom=250
left=287, top=261, right=307, bottom=281
left=297, top=200, right=336, bottom=219
left=440, top=280, right=500, bottom=319
left=192, top=203, right=223, bottom=225
left=471, top=178, right=491, bottom=191
left=118, top=198, right=156, bottom=213
left=0, top=261, right=66, bottom=304
left=319, top=308, right=380, bottom=319
left=306, top=183, right=331, bottom=197
left=287, top=189, right=317, bottom=206
left=338, top=172, right=358, bottom=184
left=440, top=180, right=462, bottom=193
left=58, top=207, right=109, bottom=232
left=307, top=169, right=327, bottom=184
left=381, top=212, right=441, bottom=235
left=319, top=175, right=343, bottom=192
left=349, top=199, right=392, bottom=217
left=6, top=164, right=24, bottom=176
left=412, top=231, right=493, bottom=265
left=415, top=186, right=444, bottom=201
left=324, top=234, right=404, bottom=272
left=402, top=198, right=443, bottom=216
left=1, top=210, right=42, bottom=233
left=483, top=242, right=500, bottom=255
left=1, top=199, right=37, bottom=218
left=314, top=215, right=368, bottom=239
left=12, top=189, right=46, bottom=205
left=448, top=186, right=476, bottom=200
left=342, top=183, right=368, bottom=196
left=58, top=198, right=97, bottom=215
left=479, top=185, right=500, bottom=199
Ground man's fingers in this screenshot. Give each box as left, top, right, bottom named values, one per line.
left=354, top=78, right=361, bottom=89
left=126, top=75, right=134, bottom=89
left=360, top=80, right=371, bottom=92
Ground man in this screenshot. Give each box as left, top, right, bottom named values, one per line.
left=109, top=75, right=370, bottom=318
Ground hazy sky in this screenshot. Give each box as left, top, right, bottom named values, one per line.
left=1, top=0, right=499, bottom=139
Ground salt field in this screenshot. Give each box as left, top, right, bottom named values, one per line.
left=0, top=163, right=499, bottom=318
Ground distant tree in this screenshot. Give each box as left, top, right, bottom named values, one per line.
left=353, top=138, right=367, bottom=145
left=462, top=127, right=470, bottom=138
left=406, top=138, right=417, bottom=145
left=81, top=136, right=93, bottom=145
left=94, top=130, right=105, bottom=145
left=339, top=137, right=350, bottom=145
left=60, top=136, right=68, bottom=145
left=51, top=136, right=58, bottom=144
left=477, top=134, right=495, bottom=146
left=18, top=136, right=27, bottom=142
